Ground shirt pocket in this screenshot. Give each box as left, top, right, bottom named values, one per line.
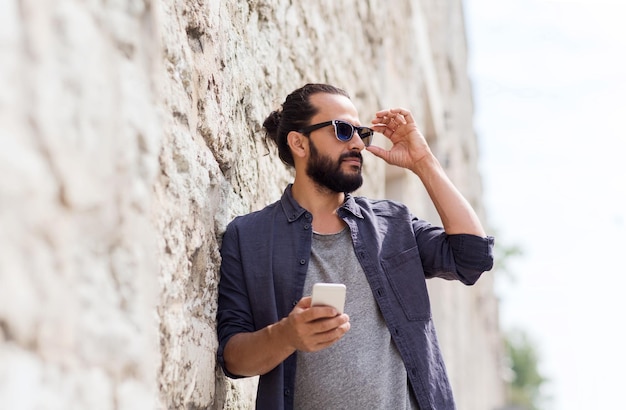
left=381, top=246, right=431, bottom=321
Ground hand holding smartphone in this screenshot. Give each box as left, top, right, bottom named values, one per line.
left=310, top=283, right=346, bottom=314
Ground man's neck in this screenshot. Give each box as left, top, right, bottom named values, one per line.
left=291, top=178, right=347, bottom=234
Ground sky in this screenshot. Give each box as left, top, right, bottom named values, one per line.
left=464, top=0, right=626, bottom=409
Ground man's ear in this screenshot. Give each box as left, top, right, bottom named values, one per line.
left=287, top=131, right=308, bottom=159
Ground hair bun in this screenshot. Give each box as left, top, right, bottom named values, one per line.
left=262, top=110, right=282, bottom=140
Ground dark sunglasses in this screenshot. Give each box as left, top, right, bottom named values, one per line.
left=299, top=120, right=374, bottom=147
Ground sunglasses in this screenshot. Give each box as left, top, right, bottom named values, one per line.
left=299, top=120, right=374, bottom=147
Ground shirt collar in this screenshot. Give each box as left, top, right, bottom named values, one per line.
left=280, top=184, right=364, bottom=221
left=280, top=184, right=309, bottom=222
left=340, top=192, right=364, bottom=219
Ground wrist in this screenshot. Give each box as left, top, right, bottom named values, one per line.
left=410, top=151, right=440, bottom=176
left=271, top=317, right=297, bottom=354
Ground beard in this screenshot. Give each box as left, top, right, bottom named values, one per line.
left=306, top=139, right=364, bottom=193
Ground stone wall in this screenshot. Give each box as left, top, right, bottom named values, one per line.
left=0, top=0, right=504, bottom=409
left=0, top=0, right=162, bottom=408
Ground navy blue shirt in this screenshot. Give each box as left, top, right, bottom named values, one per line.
left=217, top=185, right=494, bottom=410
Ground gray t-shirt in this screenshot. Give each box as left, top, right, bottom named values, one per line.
left=294, top=228, right=419, bottom=410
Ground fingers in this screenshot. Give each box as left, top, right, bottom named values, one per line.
left=295, top=297, right=337, bottom=320
left=286, top=307, right=351, bottom=352
left=303, top=314, right=351, bottom=352
left=296, top=296, right=312, bottom=309
left=373, top=108, right=415, bottom=126
left=309, top=319, right=351, bottom=351
left=306, top=313, right=349, bottom=337
left=365, top=144, right=390, bottom=163
left=371, top=108, right=416, bottom=141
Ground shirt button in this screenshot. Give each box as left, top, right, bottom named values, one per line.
left=304, top=224, right=310, bottom=230
left=299, top=259, right=306, bottom=265
left=305, top=213, right=312, bottom=220
left=292, top=300, right=299, bottom=306
left=284, top=388, right=291, bottom=396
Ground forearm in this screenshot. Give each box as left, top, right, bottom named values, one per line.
left=223, top=318, right=295, bottom=377
left=411, top=153, right=486, bottom=236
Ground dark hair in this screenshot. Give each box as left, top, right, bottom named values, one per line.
left=262, top=83, right=350, bottom=167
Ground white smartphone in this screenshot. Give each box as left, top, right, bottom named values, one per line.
left=310, top=283, right=346, bottom=314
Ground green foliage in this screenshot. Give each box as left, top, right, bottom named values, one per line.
left=504, top=329, right=549, bottom=410
left=493, top=239, right=523, bottom=280
left=492, top=232, right=548, bottom=409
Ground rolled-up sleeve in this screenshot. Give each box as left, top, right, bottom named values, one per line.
left=412, top=217, right=495, bottom=285
left=446, top=234, right=495, bottom=285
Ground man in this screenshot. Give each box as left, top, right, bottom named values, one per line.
left=217, top=83, right=494, bottom=409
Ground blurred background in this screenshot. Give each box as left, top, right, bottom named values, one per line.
left=466, top=0, right=626, bottom=408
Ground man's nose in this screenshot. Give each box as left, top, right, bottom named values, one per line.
left=348, top=131, right=366, bottom=151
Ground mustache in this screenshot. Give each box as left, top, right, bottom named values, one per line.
left=339, top=151, right=363, bottom=163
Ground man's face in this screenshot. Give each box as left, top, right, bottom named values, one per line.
left=304, top=93, right=366, bottom=193
left=306, top=137, right=363, bottom=193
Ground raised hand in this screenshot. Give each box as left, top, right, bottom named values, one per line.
left=369, top=108, right=432, bottom=171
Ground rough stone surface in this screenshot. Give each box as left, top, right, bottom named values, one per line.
left=1, top=0, right=162, bottom=409
left=1, top=0, right=505, bottom=409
